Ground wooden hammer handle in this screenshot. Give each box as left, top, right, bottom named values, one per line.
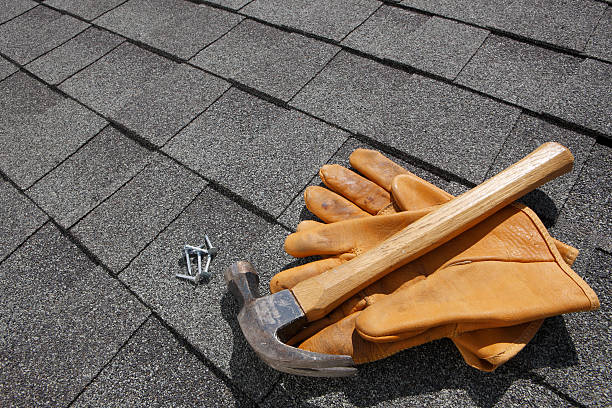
left=291, top=142, right=574, bottom=322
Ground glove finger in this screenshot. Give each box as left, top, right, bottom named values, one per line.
left=296, top=220, right=324, bottom=232
left=304, top=186, right=370, bottom=223
left=284, top=211, right=423, bottom=257
left=391, top=173, right=453, bottom=211
left=319, top=164, right=390, bottom=214
left=349, top=148, right=411, bottom=191
left=270, top=257, right=344, bottom=293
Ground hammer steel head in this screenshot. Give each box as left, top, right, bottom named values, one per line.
left=224, top=261, right=356, bottom=377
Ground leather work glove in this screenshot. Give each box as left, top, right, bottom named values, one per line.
left=272, top=149, right=599, bottom=371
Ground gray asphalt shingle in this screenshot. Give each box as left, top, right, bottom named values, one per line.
left=585, top=7, right=612, bottom=62
left=546, top=58, right=612, bottom=137
left=164, top=88, right=349, bottom=217
left=456, top=35, right=582, bottom=112
left=0, top=0, right=36, bottom=24
left=488, top=0, right=607, bottom=52
left=0, top=180, right=47, bottom=262
left=206, top=0, right=252, bottom=9
left=0, top=72, right=107, bottom=189
left=0, top=223, right=149, bottom=407
left=241, top=0, right=380, bottom=41
left=0, top=55, right=18, bottom=81
left=485, top=114, right=595, bottom=223
left=26, top=26, right=123, bottom=85
left=44, top=0, right=128, bottom=21
left=0, top=5, right=89, bottom=64
left=120, top=187, right=291, bottom=400
left=94, top=0, right=243, bottom=59
left=72, top=317, right=244, bottom=407
left=341, top=6, right=430, bottom=57
left=397, top=17, right=488, bottom=79
left=190, top=20, right=339, bottom=101
left=60, top=42, right=229, bottom=146
left=26, top=126, right=153, bottom=229
left=400, top=0, right=502, bottom=25
left=71, top=156, right=206, bottom=273
left=292, top=51, right=521, bottom=182
left=343, top=10, right=488, bottom=79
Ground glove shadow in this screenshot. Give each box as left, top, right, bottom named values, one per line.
left=274, top=316, right=577, bottom=408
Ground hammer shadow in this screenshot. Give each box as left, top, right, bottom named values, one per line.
left=518, top=189, right=559, bottom=228
left=220, top=291, right=281, bottom=406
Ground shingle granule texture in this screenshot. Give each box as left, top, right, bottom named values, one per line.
left=585, top=6, right=612, bottom=62
left=0, top=55, right=18, bottom=81
left=0, top=180, right=47, bottom=261
left=120, top=187, right=292, bottom=400
left=26, top=126, right=154, bottom=228
left=486, top=114, right=595, bottom=223
left=456, top=35, right=582, bottom=112
left=60, top=42, right=229, bottom=146
left=44, top=0, right=128, bottom=21
left=0, top=223, right=149, bottom=407
left=488, top=0, right=606, bottom=52
left=71, top=156, right=206, bottom=273
left=26, top=26, right=123, bottom=85
left=0, top=6, right=89, bottom=64
left=0, top=0, right=36, bottom=24
left=205, top=0, right=251, bottom=9
left=72, top=317, right=243, bottom=407
left=241, top=0, right=380, bottom=41
left=94, top=0, right=243, bottom=59
left=400, top=0, right=502, bottom=25
left=546, top=58, right=612, bottom=137
left=0, top=72, right=107, bottom=189
left=190, top=20, right=339, bottom=101
left=292, top=52, right=520, bottom=182
left=164, top=88, right=349, bottom=217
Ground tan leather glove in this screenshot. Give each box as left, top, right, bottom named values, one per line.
left=272, top=149, right=598, bottom=371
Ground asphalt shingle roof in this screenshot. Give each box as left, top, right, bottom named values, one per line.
left=0, top=0, right=610, bottom=406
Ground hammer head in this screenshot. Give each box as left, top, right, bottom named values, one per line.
left=224, top=261, right=356, bottom=377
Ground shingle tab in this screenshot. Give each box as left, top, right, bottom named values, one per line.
left=0, top=181, right=47, bottom=261
left=456, top=35, right=582, bottom=112
left=71, top=156, right=206, bottom=273
left=342, top=7, right=430, bottom=60
left=551, top=143, right=612, bottom=250
left=0, top=6, right=89, bottom=64
left=292, top=52, right=520, bottom=182
left=546, top=58, right=612, bottom=137
left=242, top=0, right=380, bottom=41
left=44, top=0, right=127, bottom=21
left=206, top=0, right=252, bottom=9
left=488, top=0, right=607, bottom=52
left=60, top=43, right=229, bottom=145
left=0, top=73, right=107, bottom=189
left=120, top=188, right=291, bottom=400
left=395, top=16, right=489, bottom=79
left=164, top=88, right=348, bottom=216
left=401, top=0, right=503, bottom=25
left=0, top=223, right=149, bottom=407
left=72, top=317, right=242, bottom=407
left=486, top=114, right=595, bottom=223
left=26, top=27, right=123, bottom=85
left=585, top=7, right=612, bottom=62
left=191, top=20, right=339, bottom=101
left=94, top=0, right=243, bottom=59
left=0, top=0, right=36, bottom=24
left=27, top=126, right=153, bottom=229
left=0, top=55, right=18, bottom=81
